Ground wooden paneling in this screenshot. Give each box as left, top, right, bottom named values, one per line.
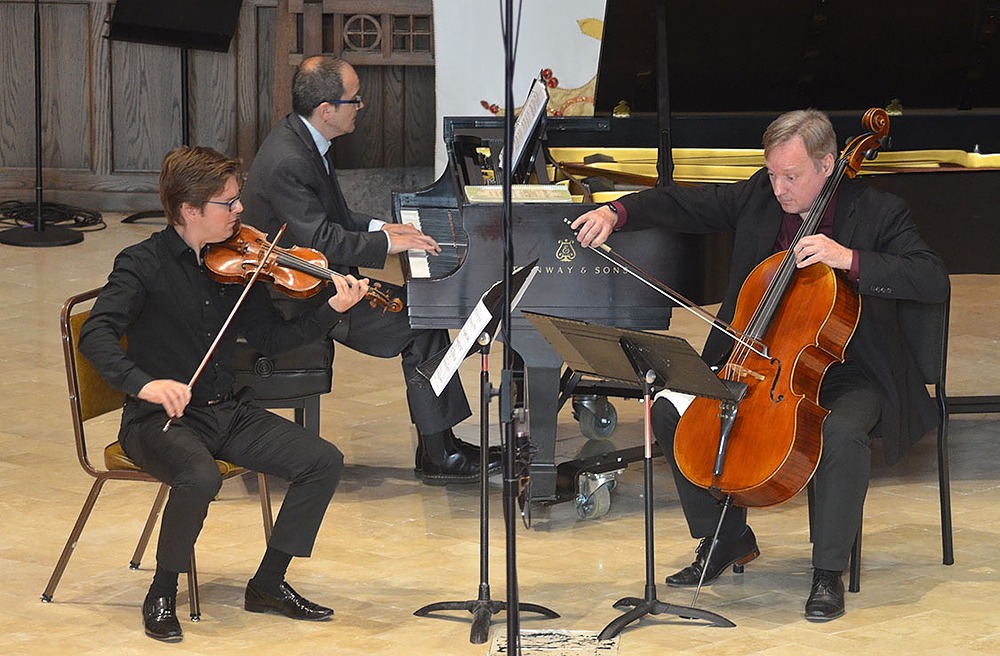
left=276, top=0, right=436, bottom=169
left=110, top=41, right=183, bottom=173
left=0, top=0, right=278, bottom=211
left=0, top=3, right=37, bottom=169
left=0, top=0, right=434, bottom=211
left=0, top=2, right=91, bottom=170
left=403, top=65, right=434, bottom=166
left=188, top=49, right=239, bottom=155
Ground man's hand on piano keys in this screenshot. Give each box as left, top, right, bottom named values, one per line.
left=571, top=206, right=617, bottom=249
left=382, top=222, right=442, bottom=255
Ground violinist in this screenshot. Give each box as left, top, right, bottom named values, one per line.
left=79, top=146, right=369, bottom=642
left=572, top=109, right=948, bottom=622
left=241, top=55, right=502, bottom=486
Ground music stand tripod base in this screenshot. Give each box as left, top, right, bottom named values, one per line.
left=413, top=331, right=558, bottom=644
left=522, top=312, right=738, bottom=638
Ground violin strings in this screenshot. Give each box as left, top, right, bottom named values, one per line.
left=273, top=249, right=341, bottom=280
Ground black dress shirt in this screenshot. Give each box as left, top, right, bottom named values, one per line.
left=79, top=226, right=341, bottom=405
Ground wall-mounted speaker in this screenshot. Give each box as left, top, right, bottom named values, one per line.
left=108, top=0, right=243, bottom=52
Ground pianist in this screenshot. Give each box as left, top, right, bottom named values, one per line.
left=572, top=109, right=948, bottom=621
left=242, top=55, right=501, bottom=485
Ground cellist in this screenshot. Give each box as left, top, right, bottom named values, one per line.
left=571, top=109, right=948, bottom=622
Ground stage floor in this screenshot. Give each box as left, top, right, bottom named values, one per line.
left=2, top=215, right=999, bottom=655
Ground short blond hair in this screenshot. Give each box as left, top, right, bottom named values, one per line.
left=763, top=109, right=837, bottom=170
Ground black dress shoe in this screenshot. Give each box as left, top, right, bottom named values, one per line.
left=665, top=526, right=760, bottom=587
left=415, top=435, right=502, bottom=476
left=805, top=568, right=845, bottom=622
left=418, top=448, right=483, bottom=485
left=143, top=595, right=182, bottom=642
left=245, top=579, right=333, bottom=621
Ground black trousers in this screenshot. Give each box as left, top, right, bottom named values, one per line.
left=652, top=362, right=880, bottom=572
left=119, top=392, right=344, bottom=573
left=329, top=279, right=472, bottom=435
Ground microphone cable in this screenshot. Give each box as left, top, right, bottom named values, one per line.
left=0, top=200, right=106, bottom=232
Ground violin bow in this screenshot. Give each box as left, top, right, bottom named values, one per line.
left=162, top=223, right=288, bottom=432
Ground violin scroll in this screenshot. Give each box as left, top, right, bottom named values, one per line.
left=367, top=283, right=404, bottom=313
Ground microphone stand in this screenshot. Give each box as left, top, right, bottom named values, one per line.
left=0, top=0, right=83, bottom=247
left=500, top=0, right=521, bottom=652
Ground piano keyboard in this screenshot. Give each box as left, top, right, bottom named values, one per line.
left=398, top=207, right=469, bottom=279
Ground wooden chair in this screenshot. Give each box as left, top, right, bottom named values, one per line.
left=41, top=288, right=275, bottom=621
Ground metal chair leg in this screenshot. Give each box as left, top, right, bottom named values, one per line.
left=188, top=551, right=200, bottom=621
left=41, top=477, right=108, bottom=602
left=130, top=484, right=169, bottom=569
left=936, top=399, right=955, bottom=565
left=848, top=523, right=862, bottom=593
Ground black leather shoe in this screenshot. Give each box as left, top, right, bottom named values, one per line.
left=244, top=579, right=333, bottom=621
left=143, top=595, right=182, bottom=642
left=415, top=439, right=503, bottom=475
left=419, top=448, right=483, bottom=485
left=665, top=526, right=760, bottom=587
left=805, top=568, right=845, bottom=622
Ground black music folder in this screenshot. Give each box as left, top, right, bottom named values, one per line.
left=522, top=312, right=734, bottom=401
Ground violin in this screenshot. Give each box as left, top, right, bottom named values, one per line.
left=204, top=223, right=403, bottom=313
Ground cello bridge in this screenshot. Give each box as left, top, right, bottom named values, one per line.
left=722, top=363, right=765, bottom=381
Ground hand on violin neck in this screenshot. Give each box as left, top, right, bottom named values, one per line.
left=327, top=274, right=369, bottom=313
left=138, top=379, right=191, bottom=419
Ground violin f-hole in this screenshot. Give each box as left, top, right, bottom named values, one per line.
left=769, top=358, right=784, bottom=402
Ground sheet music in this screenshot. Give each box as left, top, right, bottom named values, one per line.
left=430, top=264, right=539, bottom=396
left=498, top=78, right=549, bottom=177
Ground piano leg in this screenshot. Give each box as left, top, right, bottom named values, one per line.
left=510, top=329, right=564, bottom=502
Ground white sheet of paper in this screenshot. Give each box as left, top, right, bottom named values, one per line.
left=431, top=300, right=492, bottom=396
left=430, top=265, right=539, bottom=396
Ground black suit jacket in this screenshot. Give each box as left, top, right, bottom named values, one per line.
left=618, top=168, right=949, bottom=464
left=241, top=114, right=389, bottom=277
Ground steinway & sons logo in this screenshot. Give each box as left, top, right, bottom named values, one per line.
left=555, top=239, right=576, bottom=262
left=544, top=239, right=625, bottom=276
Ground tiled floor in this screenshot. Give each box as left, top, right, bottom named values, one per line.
left=1, top=215, right=999, bottom=655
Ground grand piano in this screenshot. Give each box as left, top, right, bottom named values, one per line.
left=394, top=0, right=1000, bottom=504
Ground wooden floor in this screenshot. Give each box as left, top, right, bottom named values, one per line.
left=2, top=215, right=1000, bottom=655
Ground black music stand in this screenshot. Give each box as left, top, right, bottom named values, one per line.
left=413, top=264, right=558, bottom=644
left=523, top=312, right=737, bottom=638
left=108, top=0, right=243, bottom=223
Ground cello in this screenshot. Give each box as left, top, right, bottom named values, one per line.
left=672, top=108, right=890, bottom=508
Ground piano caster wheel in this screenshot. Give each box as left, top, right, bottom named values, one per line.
left=576, top=402, right=618, bottom=440
left=575, top=471, right=619, bottom=519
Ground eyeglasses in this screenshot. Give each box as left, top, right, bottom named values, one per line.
left=328, top=95, right=363, bottom=106
left=205, top=195, right=241, bottom=212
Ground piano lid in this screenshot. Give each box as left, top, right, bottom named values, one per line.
left=595, top=0, right=1000, bottom=116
